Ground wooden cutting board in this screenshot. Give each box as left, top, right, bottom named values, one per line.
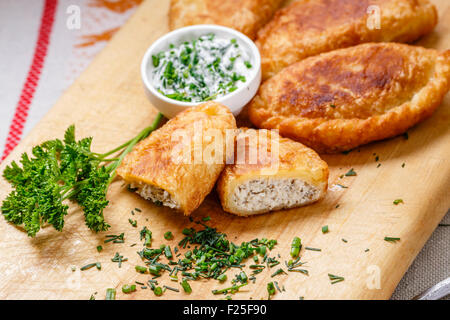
left=0, top=0, right=449, bottom=300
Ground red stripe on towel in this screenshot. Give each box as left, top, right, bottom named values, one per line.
left=1, top=0, right=58, bottom=161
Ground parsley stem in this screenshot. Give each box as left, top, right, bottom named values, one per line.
left=106, top=112, right=163, bottom=186
left=105, top=288, right=116, bottom=300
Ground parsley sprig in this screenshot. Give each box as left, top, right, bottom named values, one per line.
left=1, top=113, right=163, bottom=236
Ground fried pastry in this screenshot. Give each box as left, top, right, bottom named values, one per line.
left=117, top=102, right=237, bottom=215
left=257, top=0, right=438, bottom=79
left=217, top=128, right=328, bottom=216
left=169, top=0, right=284, bottom=39
left=248, top=43, right=450, bottom=153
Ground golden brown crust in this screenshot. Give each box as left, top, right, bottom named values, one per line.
left=248, top=43, right=450, bottom=153
left=256, top=0, right=438, bottom=79
left=169, top=0, right=284, bottom=39
left=217, top=128, right=329, bottom=215
left=117, top=102, right=237, bottom=215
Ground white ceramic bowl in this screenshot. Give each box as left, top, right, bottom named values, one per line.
left=141, top=25, right=261, bottom=118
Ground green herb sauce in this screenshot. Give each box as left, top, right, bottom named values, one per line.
left=151, top=33, right=253, bottom=102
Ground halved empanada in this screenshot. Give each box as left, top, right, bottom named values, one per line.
left=117, top=102, right=236, bottom=215
left=256, top=0, right=438, bottom=79
left=217, top=128, right=328, bottom=216
left=249, top=43, right=450, bottom=153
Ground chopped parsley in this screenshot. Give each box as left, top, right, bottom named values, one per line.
left=128, top=218, right=137, bottom=227
left=164, top=231, right=173, bottom=240
left=290, top=236, right=301, bottom=258
left=384, top=237, right=400, bottom=243
left=344, top=168, right=357, bottom=176
left=80, top=262, right=100, bottom=271
left=105, top=233, right=124, bottom=244
left=111, top=252, right=127, bottom=268
left=328, top=273, right=345, bottom=284
left=305, top=246, right=321, bottom=252
left=105, top=288, right=116, bottom=300
left=122, top=284, right=136, bottom=294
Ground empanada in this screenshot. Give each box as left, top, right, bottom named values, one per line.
left=248, top=43, right=450, bottom=153
left=257, top=0, right=438, bottom=79
left=117, top=102, right=237, bottom=215
left=217, top=128, right=328, bottom=216
left=169, top=0, right=284, bottom=39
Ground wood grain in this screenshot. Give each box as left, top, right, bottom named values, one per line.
left=0, top=0, right=448, bottom=300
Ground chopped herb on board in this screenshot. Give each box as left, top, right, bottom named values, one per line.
left=135, top=265, right=148, bottom=274
left=267, top=282, right=276, bottom=299
left=181, top=279, right=192, bottom=293
left=111, top=252, right=127, bottom=267
left=328, top=274, right=345, bottom=284
left=271, top=268, right=286, bottom=277
left=154, top=286, right=163, bottom=296
left=290, top=237, right=301, bottom=258
left=164, top=245, right=173, bottom=259
left=105, top=288, right=116, bottom=300
left=140, top=226, right=152, bottom=246
left=80, top=263, right=99, bottom=271
left=345, top=168, right=357, bottom=176
left=305, top=246, right=321, bottom=252
left=212, top=283, right=247, bottom=295
left=128, top=218, right=137, bottom=227
left=322, top=225, right=329, bottom=234
left=217, top=273, right=227, bottom=282
left=104, top=233, right=124, bottom=244
left=164, top=285, right=179, bottom=293
left=384, top=237, right=400, bottom=243
left=274, top=281, right=282, bottom=293
left=122, top=284, right=136, bottom=294
left=288, top=268, right=309, bottom=276
left=393, top=199, right=404, bottom=205
left=164, top=231, right=173, bottom=240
